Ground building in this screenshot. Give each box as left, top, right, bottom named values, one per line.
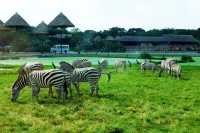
left=114, top=35, right=200, bottom=52
left=5, top=12, right=30, bottom=30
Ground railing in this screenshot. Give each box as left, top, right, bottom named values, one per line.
left=0, top=51, right=200, bottom=59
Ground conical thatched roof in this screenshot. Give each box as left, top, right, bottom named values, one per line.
left=5, top=13, right=29, bottom=27
left=0, top=20, right=4, bottom=26
left=34, top=21, right=48, bottom=34
left=48, top=12, right=74, bottom=28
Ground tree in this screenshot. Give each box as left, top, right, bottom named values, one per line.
left=108, top=27, right=126, bottom=37
left=69, top=28, right=83, bottom=51
left=127, top=28, right=145, bottom=35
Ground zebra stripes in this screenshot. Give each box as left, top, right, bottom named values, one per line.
left=71, top=67, right=101, bottom=96
left=29, top=69, right=71, bottom=101
left=11, top=68, right=71, bottom=102
left=72, top=59, right=92, bottom=68
left=57, top=61, right=111, bottom=96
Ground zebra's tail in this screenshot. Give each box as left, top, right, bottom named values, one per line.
left=52, top=62, right=57, bottom=69
left=101, top=72, right=112, bottom=82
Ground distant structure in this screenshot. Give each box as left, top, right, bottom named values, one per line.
left=113, top=35, right=200, bottom=52
left=34, top=21, right=48, bottom=34
left=48, top=12, right=75, bottom=54
left=48, top=12, right=74, bottom=28
left=0, top=20, right=3, bottom=26
left=5, top=13, right=30, bottom=30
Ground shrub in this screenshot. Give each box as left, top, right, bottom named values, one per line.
left=139, top=52, right=152, bottom=59
left=181, top=55, right=194, bottom=62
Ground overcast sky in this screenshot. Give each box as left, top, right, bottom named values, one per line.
left=0, top=0, right=199, bottom=31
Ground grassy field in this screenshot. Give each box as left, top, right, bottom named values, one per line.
left=1, top=56, right=200, bottom=66
left=0, top=64, right=200, bottom=133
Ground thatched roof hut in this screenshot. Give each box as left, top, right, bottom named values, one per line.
left=48, top=12, right=74, bottom=28
left=34, top=21, right=48, bottom=34
left=0, top=20, right=4, bottom=26
left=5, top=13, right=29, bottom=27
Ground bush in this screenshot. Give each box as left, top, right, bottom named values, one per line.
left=139, top=52, right=152, bottom=59
left=181, top=55, right=194, bottom=62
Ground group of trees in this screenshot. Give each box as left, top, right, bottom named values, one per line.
left=1, top=27, right=200, bottom=53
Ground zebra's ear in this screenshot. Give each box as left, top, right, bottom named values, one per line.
left=18, top=63, right=26, bottom=74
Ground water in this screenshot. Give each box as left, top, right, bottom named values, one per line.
left=0, top=57, right=137, bottom=65
left=1, top=57, right=200, bottom=66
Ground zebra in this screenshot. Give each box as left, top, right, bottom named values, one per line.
left=141, top=62, right=157, bottom=72
left=114, top=59, right=127, bottom=72
left=159, top=59, right=177, bottom=77
left=98, top=59, right=108, bottom=71
left=72, top=59, right=92, bottom=68
left=171, top=64, right=181, bottom=80
left=17, top=63, right=55, bottom=97
left=20, top=62, right=44, bottom=73
left=56, top=61, right=111, bottom=97
left=11, top=67, right=71, bottom=102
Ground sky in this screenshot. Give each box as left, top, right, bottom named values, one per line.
left=0, top=0, right=199, bottom=31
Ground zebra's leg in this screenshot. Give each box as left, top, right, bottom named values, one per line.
left=48, top=85, right=54, bottom=98
left=95, top=83, right=100, bottom=97
left=73, top=82, right=82, bottom=96
left=89, top=83, right=95, bottom=96
left=56, top=86, right=66, bottom=103
left=56, top=87, right=62, bottom=103
left=68, top=83, right=73, bottom=98
left=61, top=86, right=66, bottom=103
left=32, top=85, right=40, bottom=102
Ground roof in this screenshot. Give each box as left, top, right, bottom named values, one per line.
left=115, top=35, right=199, bottom=44
left=34, top=21, right=48, bottom=34
left=5, top=13, right=29, bottom=27
left=163, top=35, right=199, bottom=43
left=48, top=12, right=74, bottom=28
left=0, top=20, right=4, bottom=26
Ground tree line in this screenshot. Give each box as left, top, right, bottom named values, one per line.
left=0, top=27, right=200, bottom=52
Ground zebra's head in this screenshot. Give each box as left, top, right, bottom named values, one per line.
left=59, top=61, right=75, bottom=73
left=11, top=64, right=28, bottom=102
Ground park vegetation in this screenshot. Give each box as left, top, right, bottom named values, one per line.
left=1, top=27, right=200, bottom=53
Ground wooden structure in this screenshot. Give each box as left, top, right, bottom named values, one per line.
left=48, top=12, right=74, bottom=53
left=5, top=12, right=30, bottom=31
left=114, top=35, right=200, bottom=52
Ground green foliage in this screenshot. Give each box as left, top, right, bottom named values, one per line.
left=139, top=52, right=152, bottom=59
left=0, top=31, right=31, bottom=52
left=181, top=55, right=195, bottom=63
left=31, top=36, right=51, bottom=53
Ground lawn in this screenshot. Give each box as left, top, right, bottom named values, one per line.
left=0, top=64, right=200, bottom=133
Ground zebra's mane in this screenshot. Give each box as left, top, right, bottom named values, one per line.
left=18, top=63, right=27, bottom=75
left=59, top=61, right=75, bottom=73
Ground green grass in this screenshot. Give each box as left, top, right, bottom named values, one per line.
left=0, top=65, right=200, bottom=132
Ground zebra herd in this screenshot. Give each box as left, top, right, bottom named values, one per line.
left=11, top=58, right=181, bottom=102
left=140, top=58, right=182, bottom=79
left=11, top=59, right=111, bottom=102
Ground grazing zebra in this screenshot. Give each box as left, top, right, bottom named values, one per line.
left=171, top=64, right=181, bottom=79
left=72, top=59, right=92, bottom=68
left=114, top=59, right=127, bottom=72
left=127, top=60, right=132, bottom=68
left=161, top=59, right=176, bottom=74
left=11, top=69, right=71, bottom=102
left=98, top=59, right=108, bottom=71
left=160, top=59, right=177, bottom=78
left=140, top=62, right=157, bottom=72
left=57, top=61, right=111, bottom=96
left=21, top=62, right=44, bottom=73
left=18, top=63, right=55, bottom=97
